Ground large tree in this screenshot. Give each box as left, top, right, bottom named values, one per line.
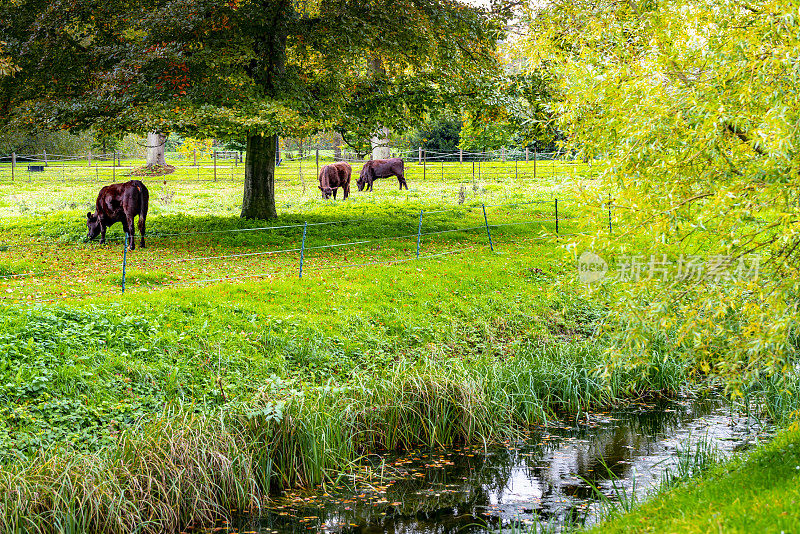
left=0, top=0, right=502, bottom=218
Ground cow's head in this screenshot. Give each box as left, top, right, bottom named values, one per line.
left=86, top=212, right=102, bottom=240
left=356, top=170, right=367, bottom=192
left=319, top=185, right=333, bottom=199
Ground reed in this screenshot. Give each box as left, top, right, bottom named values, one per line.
left=0, top=344, right=688, bottom=534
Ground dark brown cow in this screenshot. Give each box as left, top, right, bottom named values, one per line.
left=86, top=180, right=149, bottom=250
left=357, top=158, right=407, bottom=192
left=318, top=162, right=352, bottom=199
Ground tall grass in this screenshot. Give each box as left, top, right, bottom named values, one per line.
left=0, top=345, right=685, bottom=534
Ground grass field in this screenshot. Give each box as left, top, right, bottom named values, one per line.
left=0, top=163, right=794, bottom=534
left=0, top=159, right=607, bottom=303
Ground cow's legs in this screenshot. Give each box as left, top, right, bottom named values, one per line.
left=398, top=172, right=408, bottom=190
left=138, top=214, right=146, bottom=249
left=125, top=216, right=136, bottom=250
left=100, top=226, right=107, bottom=245
left=333, top=188, right=338, bottom=199
left=343, top=184, right=350, bottom=199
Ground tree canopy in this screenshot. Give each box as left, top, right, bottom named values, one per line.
left=522, top=0, right=800, bottom=389
left=0, top=0, right=503, bottom=217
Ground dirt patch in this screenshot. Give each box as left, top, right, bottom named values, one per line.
left=128, top=165, right=176, bottom=177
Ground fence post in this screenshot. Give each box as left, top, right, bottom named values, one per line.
left=555, top=198, right=559, bottom=235
left=213, top=151, right=217, bottom=181
left=501, top=146, right=505, bottom=163
left=416, top=210, right=423, bottom=258
left=533, top=149, right=537, bottom=179
left=423, top=151, right=426, bottom=181
left=315, top=148, right=319, bottom=178
left=122, top=234, right=128, bottom=293
left=299, top=222, right=307, bottom=278
left=88, top=151, right=92, bottom=167
left=11, top=152, right=15, bottom=182
left=418, top=146, right=422, bottom=164
left=515, top=158, right=518, bottom=181
left=112, top=157, right=115, bottom=181
left=608, top=194, right=613, bottom=234
left=459, top=148, right=463, bottom=164
left=472, top=161, right=475, bottom=181
left=525, top=147, right=529, bottom=164
left=482, top=203, right=494, bottom=252
left=43, top=150, right=48, bottom=167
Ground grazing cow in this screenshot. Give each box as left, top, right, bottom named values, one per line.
left=318, top=162, right=352, bottom=199
left=86, top=180, right=149, bottom=250
left=357, top=158, right=407, bottom=192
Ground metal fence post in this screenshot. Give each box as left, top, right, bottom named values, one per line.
left=299, top=221, right=308, bottom=278
left=122, top=234, right=128, bottom=293
left=482, top=203, right=494, bottom=252
left=555, top=198, right=559, bottom=235
left=416, top=210, right=423, bottom=258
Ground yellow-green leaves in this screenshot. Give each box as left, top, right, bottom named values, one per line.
left=523, top=0, right=800, bottom=391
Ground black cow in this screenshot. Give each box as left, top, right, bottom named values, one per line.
left=87, top=180, right=149, bottom=250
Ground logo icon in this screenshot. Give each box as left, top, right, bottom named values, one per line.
left=578, top=251, right=608, bottom=284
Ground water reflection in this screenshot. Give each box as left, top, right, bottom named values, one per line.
left=231, top=397, right=771, bottom=533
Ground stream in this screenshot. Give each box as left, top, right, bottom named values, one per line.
left=225, top=396, right=772, bottom=533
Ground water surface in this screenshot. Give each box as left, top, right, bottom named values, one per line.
left=229, top=397, right=771, bottom=533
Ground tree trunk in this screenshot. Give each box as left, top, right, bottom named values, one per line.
left=241, top=133, right=278, bottom=219
left=145, top=131, right=167, bottom=166
left=371, top=126, right=391, bottom=160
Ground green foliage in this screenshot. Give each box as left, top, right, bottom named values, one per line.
left=406, top=116, right=462, bottom=152
left=522, top=0, right=800, bottom=391
left=459, top=71, right=559, bottom=151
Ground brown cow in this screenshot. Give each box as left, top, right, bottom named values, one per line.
left=357, top=158, right=407, bottom=192
left=86, top=180, right=149, bottom=250
left=318, top=162, right=352, bottom=199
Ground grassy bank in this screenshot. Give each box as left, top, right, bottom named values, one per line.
left=589, top=421, right=800, bottom=533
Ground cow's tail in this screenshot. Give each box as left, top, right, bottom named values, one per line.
left=135, top=181, right=149, bottom=220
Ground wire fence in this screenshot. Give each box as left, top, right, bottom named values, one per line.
left=0, top=148, right=596, bottom=187
left=0, top=196, right=616, bottom=305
